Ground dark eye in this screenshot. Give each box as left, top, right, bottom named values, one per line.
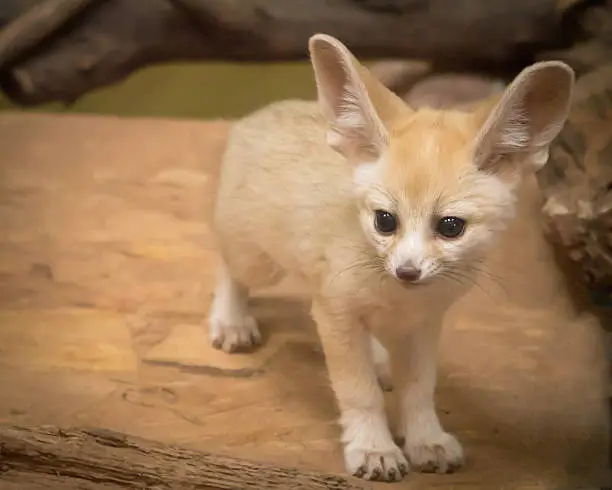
left=436, top=216, right=466, bottom=239
left=374, top=210, right=398, bottom=235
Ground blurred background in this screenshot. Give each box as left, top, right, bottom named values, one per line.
left=0, top=0, right=592, bottom=120
left=0, top=62, right=317, bottom=119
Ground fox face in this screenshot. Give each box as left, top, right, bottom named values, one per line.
left=352, top=114, right=517, bottom=285
left=308, top=34, right=573, bottom=286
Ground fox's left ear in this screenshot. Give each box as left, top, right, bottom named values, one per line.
left=308, top=33, right=409, bottom=162
left=472, top=61, right=574, bottom=173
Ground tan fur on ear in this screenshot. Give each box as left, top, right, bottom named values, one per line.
left=308, top=34, right=409, bottom=161
left=472, top=61, right=574, bottom=173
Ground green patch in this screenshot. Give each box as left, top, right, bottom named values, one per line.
left=0, top=62, right=318, bottom=119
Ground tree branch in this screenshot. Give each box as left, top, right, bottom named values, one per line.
left=0, top=0, right=103, bottom=67
left=0, top=0, right=563, bottom=105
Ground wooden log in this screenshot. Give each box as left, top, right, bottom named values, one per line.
left=0, top=424, right=371, bottom=490
left=0, top=0, right=563, bottom=105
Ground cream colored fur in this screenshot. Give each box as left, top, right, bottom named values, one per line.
left=208, top=34, right=574, bottom=482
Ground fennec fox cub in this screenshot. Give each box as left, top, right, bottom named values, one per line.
left=209, top=34, right=574, bottom=482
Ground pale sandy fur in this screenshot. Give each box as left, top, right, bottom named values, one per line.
left=214, top=99, right=481, bottom=309
left=212, top=100, right=468, bottom=480
left=208, top=34, right=574, bottom=483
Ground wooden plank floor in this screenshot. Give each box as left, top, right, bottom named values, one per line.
left=0, top=113, right=607, bottom=489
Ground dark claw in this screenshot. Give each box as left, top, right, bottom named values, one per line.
left=387, top=467, right=397, bottom=481
left=448, top=462, right=462, bottom=473
left=437, top=462, right=459, bottom=474
left=399, top=463, right=409, bottom=476
left=354, top=466, right=366, bottom=478
left=370, top=467, right=381, bottom=480
left=419, top=461, right=437, bottom=473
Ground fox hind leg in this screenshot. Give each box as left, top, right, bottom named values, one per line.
left=208, top=246, right=284, bottom=353
left=208, top=260, right=261, bottom=353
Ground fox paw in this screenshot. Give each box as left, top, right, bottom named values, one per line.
left=209, top=313, right=261, bottom=353
left=404, top=431, right=464, bottom=474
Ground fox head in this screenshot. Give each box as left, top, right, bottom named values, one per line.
left=308, top=34, right=574, bottom=286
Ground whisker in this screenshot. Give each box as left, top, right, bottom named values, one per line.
left=443, top=269, right=487, bottom=295
left=464, top=261, right=510, bottom=296
left=442, top=259, right=510, bottom=298
left=325, top=248, right=388, bottom=300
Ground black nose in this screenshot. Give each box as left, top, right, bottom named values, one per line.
left=396, top=265, right=421, bottom=282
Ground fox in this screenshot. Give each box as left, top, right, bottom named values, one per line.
left=207, top=33, right=574, bottom=482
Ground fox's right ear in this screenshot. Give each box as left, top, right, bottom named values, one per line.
left=308, top=34, right=406, bottom=162
left=472, top=61, right=574, bottom=174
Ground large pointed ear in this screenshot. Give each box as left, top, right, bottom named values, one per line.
left=472, top=61, right=574, bottom=174
left=308, top=33, right=408, bottom=161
